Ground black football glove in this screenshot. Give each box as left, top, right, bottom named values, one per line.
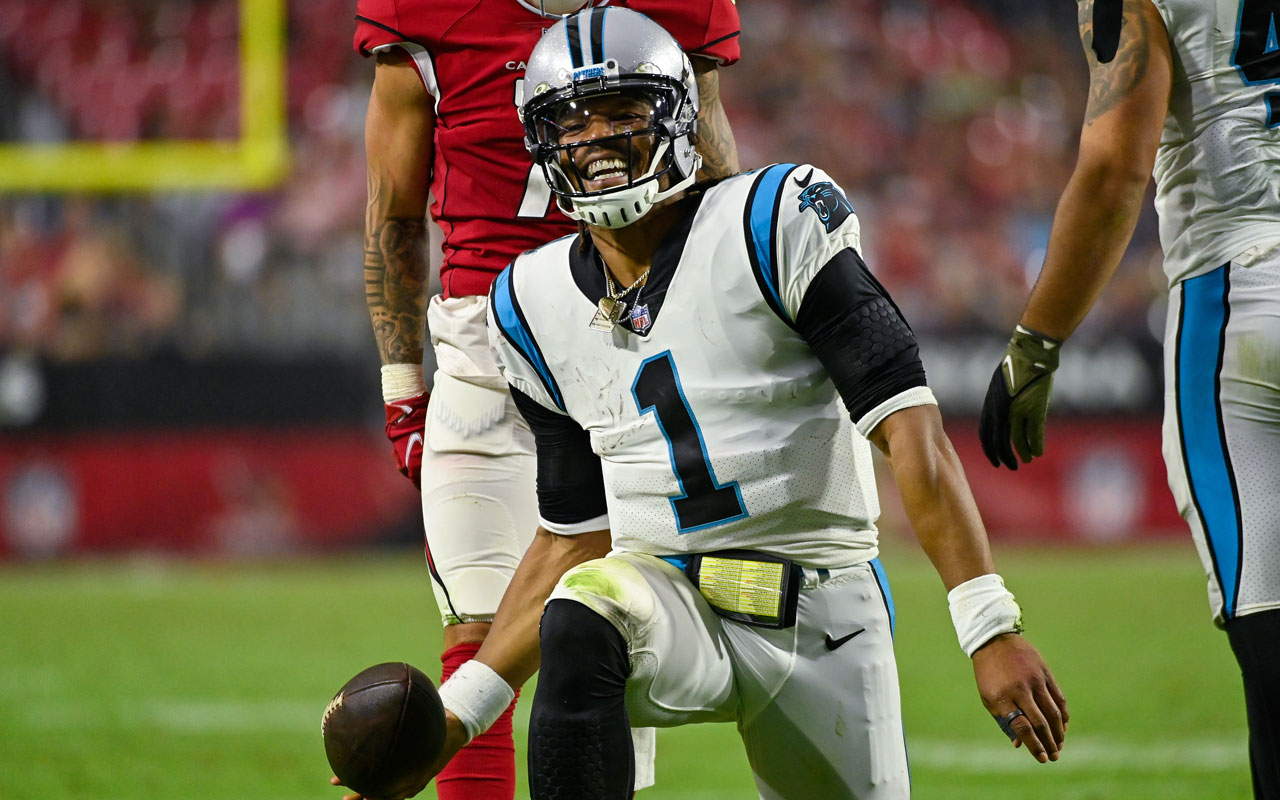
left=979, top=325, right=1062, bottom=470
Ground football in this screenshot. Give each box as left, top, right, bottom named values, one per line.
left=322, top=662, right=447, bottom=799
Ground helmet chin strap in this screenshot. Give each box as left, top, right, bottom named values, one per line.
left=557, top=142, right=701, bottom=229
left=565, top=170, right=697, bottom=229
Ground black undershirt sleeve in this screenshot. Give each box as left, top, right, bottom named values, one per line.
left=793, top=248, right=928, bottom=424
left=508, top=385, right=608, bottom=528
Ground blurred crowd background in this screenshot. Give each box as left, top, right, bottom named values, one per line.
left=0, top=0, right=1167, bottom=360
left=0, top=0, right=1179, bottom=560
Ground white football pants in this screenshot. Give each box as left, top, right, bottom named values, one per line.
left=549, top=552, right=910, bottom=800
left=420, top=294, right=540, bottom=626
left=1163, top=252, right=1280, bottom=625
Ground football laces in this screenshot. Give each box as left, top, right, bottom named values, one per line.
left=321, top=692, right=345, bottom=732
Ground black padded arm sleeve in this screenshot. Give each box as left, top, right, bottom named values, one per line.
left=509, top=385, right=608, bottom=527
left=794, top=248, right=928, bottom=423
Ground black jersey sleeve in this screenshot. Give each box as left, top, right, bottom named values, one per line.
left=794, top=247, right=928, bottom=424
left=509, top=384, right=608, bottom=528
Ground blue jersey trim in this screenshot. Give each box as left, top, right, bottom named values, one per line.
left=1176, top=265, right=1243, bottom=619
left=659, top=555, right=689, bottom=571
left=492, top=266, right=565, bottom=412
left=744, top=163, right=799, bottom=327
left=870, top=557, right=895, bottom=637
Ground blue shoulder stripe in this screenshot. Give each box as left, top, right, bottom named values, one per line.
left=491, top=265, right=566, bottom=412
left=743, top=163, right=799, bottom=328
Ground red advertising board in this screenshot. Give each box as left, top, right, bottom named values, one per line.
left=0, top=418, right=1186, bottom=559
left=934, top=418, right=1185, bottom=542
left=0, top=428, right=420, bottom=559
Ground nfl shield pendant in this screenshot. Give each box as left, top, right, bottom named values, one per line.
left=630, top=302, right=651, bottom=334
left=589, top=296, right=626, bottom=332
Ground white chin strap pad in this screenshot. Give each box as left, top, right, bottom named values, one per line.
left=561, top=142, right=700, bottom=230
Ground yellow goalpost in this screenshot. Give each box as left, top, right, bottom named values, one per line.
left=0, top=0, right=289, bottom=192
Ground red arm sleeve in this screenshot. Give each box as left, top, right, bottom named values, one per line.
left=353, top=0, right=409, bottom=56
left=629, top=0, right=740, bottom=65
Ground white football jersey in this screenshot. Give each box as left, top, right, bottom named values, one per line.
left=488, top=164, right=936, bottom=568
left=1150, top=0, right=1280, bottom=284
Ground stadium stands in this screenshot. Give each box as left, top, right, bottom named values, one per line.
left=0, top=1, right=1177, bottom=555
left=0, top=0, right=1165, bottom=365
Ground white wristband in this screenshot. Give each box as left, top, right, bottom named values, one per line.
left=947, top=573, right=1024, bottom=657
left=381, top=364, right=426, bottom=403
left=437, top=660, right=515, bottom=743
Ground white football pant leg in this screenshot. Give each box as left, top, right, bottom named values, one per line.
left=548, top=555, right=701, bottom=791
left=419, top=378, right=538, bottom=624
left=740, top=565, right=908, bottom=800
left=1163, top=256, right=1280, bottom=625
left=421, top=295, right=540, bottom=625
left=550, top=554, right=909, bottom=799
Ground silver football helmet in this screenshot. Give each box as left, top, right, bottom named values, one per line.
left=519, top=6, right=701, bottom=229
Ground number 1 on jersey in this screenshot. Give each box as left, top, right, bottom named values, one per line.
left=632, top=352, right=747, bottom=533
left=1233, top=0, right=1280, bottom=126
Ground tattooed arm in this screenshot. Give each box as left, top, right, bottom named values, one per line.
left=364, top=50, right=432, bottom=367
left=690, top=56, right=740, bottom=180
left=1017, top=0, right=1171, bottom=340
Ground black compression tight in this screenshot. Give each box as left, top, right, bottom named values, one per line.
left=529, top=599, right=635, bottom=800
left=1227, top=608, right=1280, bottom=800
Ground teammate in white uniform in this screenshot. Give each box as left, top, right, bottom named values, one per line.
left=417, top=9, right=1068, bottom=800
left=979, top=1, right=1280, bottom=796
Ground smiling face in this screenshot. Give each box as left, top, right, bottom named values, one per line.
left=540, top=91, right=663, bottom=193
left=522, top=72, right=696, bottom=229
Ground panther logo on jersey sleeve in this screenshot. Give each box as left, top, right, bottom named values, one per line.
left=797, top=182, right=855, bottom=234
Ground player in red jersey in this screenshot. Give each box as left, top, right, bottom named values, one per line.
left=345, top=2, right=740, bottom=798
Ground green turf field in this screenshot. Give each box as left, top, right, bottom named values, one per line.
left=0, top=540, right=1251, bottom=799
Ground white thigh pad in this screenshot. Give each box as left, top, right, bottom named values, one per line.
left=427, top=372, right=528, bottom=457
left=423, top=486, right=536, bottom=625
left=419, top=436, right=538, bottom=625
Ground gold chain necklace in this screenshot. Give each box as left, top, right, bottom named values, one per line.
left=589, top=266, right=650, bottom=332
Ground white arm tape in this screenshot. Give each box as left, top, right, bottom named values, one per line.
left=437, top=660, right=516, bottom=743
left=947, top=573, right=1024, bottom=657
left=381, top=363, right=426, bottom=403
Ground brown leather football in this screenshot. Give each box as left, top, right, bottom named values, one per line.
left=322, top=662, right=446, bottom=799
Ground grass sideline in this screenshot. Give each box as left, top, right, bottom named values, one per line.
left=0, top=540, right=1250, bottom=799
